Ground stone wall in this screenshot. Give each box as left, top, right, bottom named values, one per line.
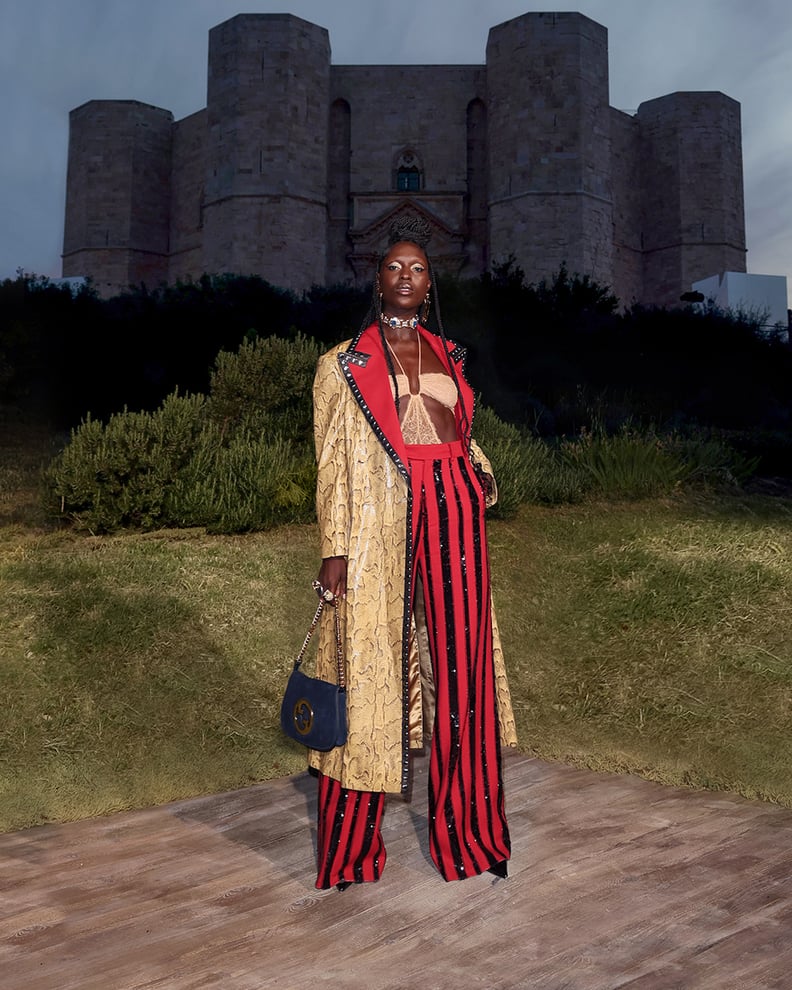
left=639, top=92, right=746, bottom=304
left=485, top=12, right=614, bottom=288
left=610, top=108, right=643, bottom=305
left=63, top=100, right=172, bottom=294
left=169, top=109, right=206, bottom=285
left=201, top=14, right=331, bottom=289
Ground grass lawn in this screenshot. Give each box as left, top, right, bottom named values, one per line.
left=1, top=421, right=791, bottom=831
left=492, top=496, right=792, bottom=802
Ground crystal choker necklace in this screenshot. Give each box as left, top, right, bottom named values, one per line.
left=383, top=314, right=418, bottom=330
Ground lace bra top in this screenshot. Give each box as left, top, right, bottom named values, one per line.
left=386, top=339, right=458, bottom=444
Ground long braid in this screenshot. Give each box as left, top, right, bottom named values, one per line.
left=374, top=282, right=402, bottom=414
left=355, top=276, right=402, bottom=412
left=426, top=259, right=471, bottom=441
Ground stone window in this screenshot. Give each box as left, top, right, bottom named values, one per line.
left=397, top=167, right=420, bottom=191
left=394, top=150, right=422, bottom=192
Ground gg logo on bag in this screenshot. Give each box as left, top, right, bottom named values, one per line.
left=292, top=698, right=314, bottom=735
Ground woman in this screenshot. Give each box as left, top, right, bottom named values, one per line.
left=310, top=215, right=517, bottom=890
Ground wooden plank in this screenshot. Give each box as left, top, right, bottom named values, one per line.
left=1, top=752, right=792, bottom=989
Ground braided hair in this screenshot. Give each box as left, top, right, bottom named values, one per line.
left=363, top=215, right=470, bottom=437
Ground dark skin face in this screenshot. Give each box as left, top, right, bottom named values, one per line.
left=378, top=241, right=431, bottom=323
left=317, top=240, right=458, bottom=599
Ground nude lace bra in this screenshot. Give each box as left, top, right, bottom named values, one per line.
left=386, top=339, right=458, bottom=444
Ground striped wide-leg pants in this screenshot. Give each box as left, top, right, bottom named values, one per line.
left=315, top=440, right=510, bottom=888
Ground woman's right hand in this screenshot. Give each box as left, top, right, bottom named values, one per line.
left=317, top=556, right=347, bottom=600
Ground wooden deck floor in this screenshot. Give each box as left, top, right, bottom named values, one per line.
left=2, top=751, right=791, bottom=989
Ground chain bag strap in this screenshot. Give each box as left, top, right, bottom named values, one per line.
left=280, top=581, right=347, bottom=750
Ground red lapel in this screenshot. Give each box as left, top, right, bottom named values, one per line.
left=338, top=324, right=409, bottom=472
left=338, top=323, right=472, bottom=473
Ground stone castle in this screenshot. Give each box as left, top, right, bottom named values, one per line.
left=62, top=10, right=747, bottom=306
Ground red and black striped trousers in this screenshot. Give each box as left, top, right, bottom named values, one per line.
left=315, top=440, right=510, bottom=888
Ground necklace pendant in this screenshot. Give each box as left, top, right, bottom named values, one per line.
left=384, top=315, right=418, bottom=330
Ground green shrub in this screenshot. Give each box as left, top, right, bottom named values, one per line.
left=44, top=392, right=207, bottom=531
left=560, top=425, right=759, bottom=500
left=474, top=404, right=580, bottom=516
left=172, top=420, right=316, bottom=533
left=703, top=428, right=792, bottom=479
left=665, top=434, right=759, bottom=487
left=561, top=427, right=683, bottom=499
left=207, top=332, right=320, bottom=442
left=43, top=334, right=321, bottom=534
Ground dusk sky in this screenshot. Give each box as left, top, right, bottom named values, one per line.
left=2, top=0, right=790, bottom=296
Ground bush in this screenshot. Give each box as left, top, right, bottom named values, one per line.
left=43, top=335, right=320, bottom=534
left=665, top=434, right=759, bottom=487
left=171, top=421, right=316, bottom=533
left=207, top=332, right=321, bottom=442
left=560, top=426, right=758, bottom=500
left=709, top=428, right=792, bottom=479
left=44, top=392, right=207, bottom=531
left=474, top=405, right=580, bottom=516
left=474, top=410, right=761, bottom=516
